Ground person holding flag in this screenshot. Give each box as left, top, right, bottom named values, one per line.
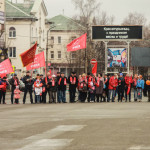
left=23, top=71, right=34, bottom=104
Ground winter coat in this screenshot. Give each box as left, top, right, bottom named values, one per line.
left=133, top=78, right=138, bottom=89
left=14, top=89, right=21, bottom=99
left=9, top=77, right=20, bottom=90
left=23, top=76, right=34, bottom=89
left=118, top=77, right=125, bottom=92
left=34, top=80, right=43, bottom=95
left=1, top=80, right=8, bottom=92
left=125, top=76, right=133, bottom=87
left=68, top=76, right=78, bottom=92
left=58, top=77, right=67, bottom=91
left=78, top=77, right=87, bottom=92
left=108, top=76, right=118, bottom=90
left=136, top=79, right=144, bottom=89
left=95, top=78, right=104, bottom=94
left=50, top=78, right=58, bottom=92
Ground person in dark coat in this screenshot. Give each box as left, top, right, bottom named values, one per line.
left=40, top=74, right=46, bottom=103
left=57, top=72, right=67, bottom=103
left=95, top=73, right=104, bottom=102
left=49, top=75, right=58, bottom=103
left=22, top=71, right=34, bottom=104
left=56, top=72, right=61, bottom=103
left=118, top=73, right=125, bottom=102
left=68, top=72, right=78, bottom=103
left=9, top=74, right=20, bottom=104
left=146, top=77, right=150, bottom=102
left=105, top=74, right=110, bottom=102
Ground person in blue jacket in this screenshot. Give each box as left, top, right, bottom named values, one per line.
left=136, top=75, right=144, bottom=102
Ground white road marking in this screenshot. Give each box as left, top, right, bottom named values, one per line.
left=18, top=125, right=85, bottom=150
left=128, top=146, right=150, bottom=150
left=26, top=125, right=86, bottom=140
left=18, top=139, right=73, bottom=150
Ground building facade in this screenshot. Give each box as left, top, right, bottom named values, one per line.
left=5, top=0, right=49, bottom=77
left=48, top=15, right=85, bottom=76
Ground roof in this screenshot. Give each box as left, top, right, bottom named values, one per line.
left=6, top=0, right=36, bottom=19
left=48, top=15, right=85, bottom=31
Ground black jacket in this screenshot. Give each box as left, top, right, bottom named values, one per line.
left=23, top=76, right=33, bottom=89
left=68, top=76, right=78, bottom=91
left=118, top=77, right=125, bottom=91
left=9, top=77, right=20, bottom=90
left=58, top=77, right=67, bottom=91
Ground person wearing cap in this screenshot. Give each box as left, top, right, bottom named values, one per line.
left=68, top=72, right=78, bottom=103
left=49, top=75, right=58, bottom=103
left=22, top=71, right=34, bottom=104
left=136, top=75, right=144, bottom=102
left=9, top=74, right=20, bottom=104
left=118, top=73, right=125, bottom=102
left=57, top=72, right=67, bottom=103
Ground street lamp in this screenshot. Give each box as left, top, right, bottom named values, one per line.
left=46, top=23, right=55, bottom=73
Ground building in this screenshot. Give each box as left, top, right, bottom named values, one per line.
left=48, top=14, right=85, bottom=76
left=5, top=0, right=49, bottom=77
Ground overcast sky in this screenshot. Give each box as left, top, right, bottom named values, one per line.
left=44, top=0, right=150, bottom=25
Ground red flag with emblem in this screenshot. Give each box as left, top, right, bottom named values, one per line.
left=92, top=62, right=97, bottom=76
left=67, top=33, right=87, bottom=52
left=0, top=59, right=13, bottom=76
left=20, top=42, right=37, bottom=67
left=26, top=51, right=45, bottom=70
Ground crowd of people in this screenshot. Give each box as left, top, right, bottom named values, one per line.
left=0, top=71, right=150, bottom=104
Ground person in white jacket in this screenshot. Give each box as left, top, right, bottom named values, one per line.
left=34, top=78, right=43, bottom=104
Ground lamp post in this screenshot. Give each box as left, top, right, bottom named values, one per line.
left=46, top=25, right=55, bottom=73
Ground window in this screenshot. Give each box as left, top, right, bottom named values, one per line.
left=72, top=52, right=76, bottom=59
left=71, top=36, right=76, bottom=41
left=9, top=27, right=16, bottom=38
left=51, top=36, right=54, bottom=43
left=58, top=36, right=61, bottom=44
left=50, top=51, right=54, bottom=59
left=57, top=51, right=61, bottom=59
left=9, top=47, right=16, bottom=58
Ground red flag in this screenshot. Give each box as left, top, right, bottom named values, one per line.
left=0, top=59, right=13, bottom=75
left=26, top=51, right=45, bottom=70
left=20, top=42, right=37, bottom=67
left=92, top=62, right=97, bottom=75
left=67, top=33, right=87, bottom=52
left=49, top=69, right=51, bottom=75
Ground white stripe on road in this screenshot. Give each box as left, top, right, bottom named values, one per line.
left=18, top=139, right=73, bottom=150
left=26, top=125, right=86, bottom=140
left=128, top=146, right=150, bottom=150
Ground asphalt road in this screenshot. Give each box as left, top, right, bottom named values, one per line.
left=0, top=92, right=150, bottom=150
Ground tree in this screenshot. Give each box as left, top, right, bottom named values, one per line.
left=71, top=0, right=115, bottom=74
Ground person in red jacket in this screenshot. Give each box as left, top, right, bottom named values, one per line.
left=125, top=74, right=133, bottom=102
left=1, top=77, right=9, bottom=104
left=108, top=74, right=118, bottom=102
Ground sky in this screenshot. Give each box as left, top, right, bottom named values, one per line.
left=44, top=0, right=150, bottom=25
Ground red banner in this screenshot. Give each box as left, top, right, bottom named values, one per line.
left=20, top=42, right=37, bottom=67
left=26, top=51, right=45, bottom=70
left=92, top=62, right=97, bottom=75
left=67, top=33, right=87, bottom=52
left=0, top=59, right=13, bottom=75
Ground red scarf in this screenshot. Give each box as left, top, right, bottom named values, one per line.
left=70, top=77, right=76, bottom=84
left=14, top=78, right=18, bottom=86
left=52, top=79, right=55, bottom=86
left=96, top=77, right=101, bottom=87
left=58, top=78, right=67, bottom=85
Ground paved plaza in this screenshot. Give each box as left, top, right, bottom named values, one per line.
left=0, top=92, right=150, bottom=150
